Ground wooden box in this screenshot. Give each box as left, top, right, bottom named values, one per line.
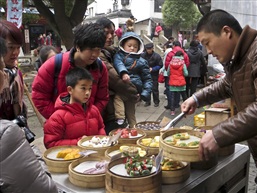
left=205, top=108, right=230, bottom=126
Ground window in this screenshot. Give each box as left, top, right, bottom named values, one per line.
left=154, top=0, right=165, bottom=12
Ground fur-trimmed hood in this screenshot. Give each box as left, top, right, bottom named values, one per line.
left=118, top=32, right=144, bottom=56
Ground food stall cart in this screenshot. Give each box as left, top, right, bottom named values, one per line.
left=52, top=144, right=250, bottom=193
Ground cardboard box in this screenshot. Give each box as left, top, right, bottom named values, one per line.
left=194, top=112, right=205, bottom=127
left=205, top=108, right=230, bottom=126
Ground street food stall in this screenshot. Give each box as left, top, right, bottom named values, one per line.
left=49, top=142, right=249, bottom=193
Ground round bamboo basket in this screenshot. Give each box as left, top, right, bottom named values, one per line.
left=105, top=144, right=148, bottom=159
left=43, top=145, right=83, bottom=173
left=134, top=121, right=161, bottom=137
left=105, top=157, right=162, bottom=193
left=77, top=135, right=117, bottom=155
left=160, top=129, right=204, bottom=162
left=162, top=161, right=190, bottom=184
left=196, top=126, right=235, bottom=156
left=109, top=128, right=146, bottom=144
left=136, top=136, right=160, bottom=156
left=68, top=155, right=108, bottom=188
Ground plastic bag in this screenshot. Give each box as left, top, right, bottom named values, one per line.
left=158, top=72, right=165, bottom=83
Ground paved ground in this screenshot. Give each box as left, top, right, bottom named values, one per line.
left=25, top=82, right=256, bottom=192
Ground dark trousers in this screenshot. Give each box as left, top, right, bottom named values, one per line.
left=170, top=91, right=187, bottom=111
left=148, top=75, right=160, bottom=104
left=186, top=77, right=199, bottom=97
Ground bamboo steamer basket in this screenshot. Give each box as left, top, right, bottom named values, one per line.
left=105, top=157, right=162, bottom=193
left=109, top=128, right=146, bottom=144
left=68, top=155, right=109, bottom=188
left=136, top=136, right=160, bottom=156
left=162, top=161, right=190, bottom=184
left=77, top=135, right=117, bottom=156
left=43, top=145, right=84, bottom=173
left=160, top=129, right=204, bottom=162
left=105, top=144, right=148, bottom=159
left=196, top=126, right=235, bottom=156
left=134, top=121, right=161, bottom=137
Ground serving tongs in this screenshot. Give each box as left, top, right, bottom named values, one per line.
left=161, top=112, right=185, bottom=132
left=106, top=130, right=122, bottom=146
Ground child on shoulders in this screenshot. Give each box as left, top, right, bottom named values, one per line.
left=113, top=32, right=153, bottom=126
left=44, top=67, right=106, bottom=149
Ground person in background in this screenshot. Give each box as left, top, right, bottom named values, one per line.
left=96, top=17, right=138, bottom=132
left=126, top=15, right=136, bottom=32
left=113, top=32, right=152, bottom=124
left=163, top=36, right=174, bottom=51
left=162, top=43, right=173, bottom=109
left=0, top=19, right=26, bottom=120
left=167, top=51, right=188, bottom=115
left=181, top=10, right=257, bottom=184
left=44, top=67, right=105, bottom=148
left=46, top=32, right=52, bottom=46
left=154, top=23, right=163, bottom=37
left=115, top=25, right=123, bottom=40
left=165, top=40, right=190, bottom=110
left=34, top=45, right=58, bottom=71
left=32, top=22, right=109, bottom=119
left=186, top=40, right=206, bottom=97
left=141, top=43, right=163, bottom=107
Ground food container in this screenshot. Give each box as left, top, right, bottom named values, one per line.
left=136, top=136, right=160, bottom=155
left=109, top=128, right=146, bottom=144
left=105, top=157, right=162, bottom=193
left=161, top=158, right=190, bottom=184
left=134, top=121, right=161, bottom=137
left=196, top=126, right=235, bottom=156
left=43, top=145, right=84, bottom=173
left=68, top=155, right=109, bottom=188
left=77, top=135, right=117, bottom=155
left=105, top=144, right=147, bottom=159
left=159, top=129, right=204, bottom=162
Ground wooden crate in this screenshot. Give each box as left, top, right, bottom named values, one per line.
left=205, top=108, right=230, bottom=126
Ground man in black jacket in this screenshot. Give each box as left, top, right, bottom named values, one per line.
left=141, top=43, right=163, bottom=107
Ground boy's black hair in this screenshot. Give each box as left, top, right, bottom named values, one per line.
left=189, top=40, right=199, bottom=47
left=95, top=17, right=115, bottom=29
left=66, top=67, right=93, bottom=88
left=73, top=22, right=106, bottom=51
left=196, top=9, right=242, bottom=36
left=0, top=37, right=7, bottom=57
left=175, top=51, right=183, bottom=57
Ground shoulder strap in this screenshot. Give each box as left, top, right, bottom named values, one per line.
left=54, top=53, right=63, bottom=95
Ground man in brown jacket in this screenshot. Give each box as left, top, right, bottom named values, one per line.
left=181, top=9, right=257, bottom=180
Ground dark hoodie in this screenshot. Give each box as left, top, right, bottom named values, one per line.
left=187, top=46, right=205, bottom=77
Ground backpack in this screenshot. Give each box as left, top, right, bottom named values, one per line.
left=53, top=53, right=103, bottom=95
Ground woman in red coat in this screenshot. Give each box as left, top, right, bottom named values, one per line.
left=44, top=67, right=106, bottom=149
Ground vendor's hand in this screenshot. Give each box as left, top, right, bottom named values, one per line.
left=181, top=96, right=197, bottom=115
left=199, top=130, right=219, bottom=161
left=149, top=67, right=152, bottom=72
left=122, top=74, right=130, bottom=82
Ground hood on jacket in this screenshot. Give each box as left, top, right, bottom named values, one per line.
left=54, top=92, right=89, bottom=114
left=170, top=56, right=185, bottom=70
left=188, top=46, right=200, bottom=56
left=118, top=32, right=144, bottom=56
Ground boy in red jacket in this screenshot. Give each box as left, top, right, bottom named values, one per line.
left=44, top=67, right=106, bottom=149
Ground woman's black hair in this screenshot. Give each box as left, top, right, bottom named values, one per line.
left=95, top=17, right=115, bottom=29
left=0, top=37, right=7, bottom=57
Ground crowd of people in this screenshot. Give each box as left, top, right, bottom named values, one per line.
left=1, top=8, right=257, bottom=191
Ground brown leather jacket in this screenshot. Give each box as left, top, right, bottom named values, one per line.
left=194, top=26, right=257, bottom=166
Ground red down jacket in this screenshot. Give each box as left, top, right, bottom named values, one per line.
left=44, top=93, right=106, bottom=149
left=32, top=48, right=109, bottom=119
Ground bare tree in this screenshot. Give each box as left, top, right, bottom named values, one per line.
left=32, top=0, right=88, bottom=49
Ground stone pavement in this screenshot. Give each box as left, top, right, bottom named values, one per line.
left=26, top=83, right=256, bottom=192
